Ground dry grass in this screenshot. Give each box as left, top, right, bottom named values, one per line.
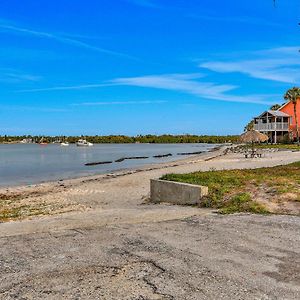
left=0, top=190, right=84, bottom=222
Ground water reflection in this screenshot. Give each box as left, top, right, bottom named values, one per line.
left=0, top=143, right=217, bottom=186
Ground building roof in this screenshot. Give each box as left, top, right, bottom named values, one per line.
left=267, top=110, right=291, bottom=117
left=256, top=110, right=291, bottom=118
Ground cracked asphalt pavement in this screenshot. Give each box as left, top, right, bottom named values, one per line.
left=0, top=213, right=299, bottom=299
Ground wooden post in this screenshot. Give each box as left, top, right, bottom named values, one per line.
left=274, top=116, right=277, bottom=144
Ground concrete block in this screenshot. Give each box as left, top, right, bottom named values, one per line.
left=150, top=179, right=208, bottom=205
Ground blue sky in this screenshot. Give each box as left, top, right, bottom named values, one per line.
left=0, top=0, right=299, bottom=135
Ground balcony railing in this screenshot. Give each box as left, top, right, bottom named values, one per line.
left=254, top=123, right=289, bottom=131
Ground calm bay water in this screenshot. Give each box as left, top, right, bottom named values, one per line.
left=0, top=143, right=217, bottom=187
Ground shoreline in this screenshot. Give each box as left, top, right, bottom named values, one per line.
left=1, top=146, right=299, bottom=226
left=0, top=145, right=224, bottom=191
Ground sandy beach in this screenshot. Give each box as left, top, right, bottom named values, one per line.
left=1, top=146, right=300, bottom=234
left=0, top=147, right=300, bottom=299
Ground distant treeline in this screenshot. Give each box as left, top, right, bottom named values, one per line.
left=0, top=134, right=239, bottom=144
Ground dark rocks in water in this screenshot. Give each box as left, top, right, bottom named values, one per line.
left=85, top=161, right=113, bottom=166
left=115, top=158, right=126, bottom=163
left=115, top=156, right=149, bottom=163
left=208, top=146, right=221, bottom=152
left=177, top=151, right=203, bottom=155
left=153, top=153, right=172, bottom=158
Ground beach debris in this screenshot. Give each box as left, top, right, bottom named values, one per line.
left=85, top=161, right=113, bottom=166
left=115, top=156, right=149, bottom=163
left=153, top=153, right=173, bottom=158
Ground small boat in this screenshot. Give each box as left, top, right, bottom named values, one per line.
left=61, top=142, right=70, bottom=147
left=39, top=137, right=48, bottom=146
left=76, top=139, right=93, bottom=147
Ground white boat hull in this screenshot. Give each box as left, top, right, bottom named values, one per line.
left=76, top=140, right=93, bottom=147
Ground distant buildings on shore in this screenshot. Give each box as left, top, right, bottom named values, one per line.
left=20, top=138, right=34, bottom=144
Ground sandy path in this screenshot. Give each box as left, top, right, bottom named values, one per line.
left=1, top=148, right=300, bottom=237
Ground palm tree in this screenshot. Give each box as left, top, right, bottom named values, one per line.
left=244, top=120, right=254, bottom=132
left=270, top=104, right=281, bottom=110
left=284, top=87, right=300, bottom=145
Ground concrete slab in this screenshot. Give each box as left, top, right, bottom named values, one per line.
left=150, top=179, right=208, bottom=205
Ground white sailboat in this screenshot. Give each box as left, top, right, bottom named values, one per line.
left=61, top=142, right=70, bottom=147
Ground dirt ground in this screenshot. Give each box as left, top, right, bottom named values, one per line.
left=0, top=149, right=300, bottom=299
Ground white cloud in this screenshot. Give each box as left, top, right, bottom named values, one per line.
left=126, top=0, right=158, bottom=8
left=73, top=100, right=167, bottom=106
left=0, top=68, right=41, bottom=83
left=187, top=14, right=284, bottom=28
left=200, top=46, right=300, bottom=84
left=110, top=73, right=273, bottom=105
left=0, top=21, right=136, bottom=59
left=17, top=83, right=115, bottom=93
left=18, top=74, right=207, bottom=93
left=17, top=72, right=274, bottom=105
left=0, top=104, right=68, bottom=112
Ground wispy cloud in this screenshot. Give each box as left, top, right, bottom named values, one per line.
left=125, top=0, right=159, bottom=8
left=110, top=73, right=273, bottom=105
left=17, top=72, right=274, bottom=105
left=187, top=14, right=284, bottom=28
left=58, top=32, right=110, bottom=41
left=73, top=100, right=167, bottom=106
left=0, top=68, right=41, bottom=83
left=200, top=46, right=300, bottom=84
left=0, top=104, right=68, bottom=112
left=0, top=21, right=136, bottom=59
left=17, top=83, right=116, bottom=93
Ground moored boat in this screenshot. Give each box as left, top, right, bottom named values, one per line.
left=39, top=137, right=48, bottom=146
left=76, top=139, right=93, bottom=147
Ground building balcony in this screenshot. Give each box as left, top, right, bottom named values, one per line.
left=254, top=122, right=289, bottom=131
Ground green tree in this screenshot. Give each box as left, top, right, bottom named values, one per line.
left=284, top=87, right=300, bottom=145
left=270, top=104, right=281, bottom=110
left=244, top=120, right=254, bottom=132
